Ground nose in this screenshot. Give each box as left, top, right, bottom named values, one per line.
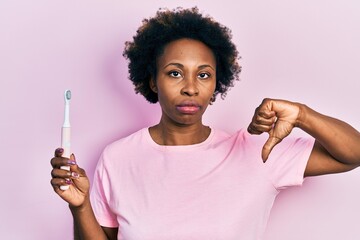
left=180, top=77, right=199, bottom=96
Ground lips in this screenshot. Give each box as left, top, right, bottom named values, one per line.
left=176, top=101, right=201, bottom=114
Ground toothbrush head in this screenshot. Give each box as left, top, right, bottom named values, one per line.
left=64, top=90, right=71, bottom=102
left=63, top=90, right=71, bottom=127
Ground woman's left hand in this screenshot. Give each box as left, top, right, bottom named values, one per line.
left=247, top=98, right=302, bottom=162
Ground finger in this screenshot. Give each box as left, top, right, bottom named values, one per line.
left=69, top=153, right=79, bottom=172
left=68, top=154, right=87, bottom=178
left=249, top=106, right=276, bottom=135
left=54, top=148, right=64, bottom=157
left=262, top=135, right=283, bottom=162
left=50, top=157, right=77, bottom=168
left=50, top=177, right=72, bottom=193
left=253, top=114, right=277, bottom=125
left=70, top=165, right=87, bottom=178
left=258, top=110, right=276, bottom=119
left=51, top=168, right=72, bottom=178
left=247, top=124, right=263, bottom=135
left=250, top=121, right=275, bottom=133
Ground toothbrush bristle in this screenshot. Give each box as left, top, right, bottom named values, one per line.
left=65, top=90, right=71, bottom=100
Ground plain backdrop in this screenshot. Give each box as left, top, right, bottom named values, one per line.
left=1, top=0, right=359, bottom=239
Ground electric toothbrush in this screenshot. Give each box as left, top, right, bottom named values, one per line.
left=60, top=90, right=72, bottom=190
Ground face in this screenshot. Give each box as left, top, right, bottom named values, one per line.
left=151, top=38, right=216, bottom=126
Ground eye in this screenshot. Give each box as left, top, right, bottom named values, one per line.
left=169, top=71, right=182, bottom=78
left=198, top=72, right=210, bottom=79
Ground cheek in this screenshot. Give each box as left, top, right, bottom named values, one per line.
left=156, top=86, right=176, bottom=106
left=206, top=80, right=216, bottom=95
left=212, top=81, right=216, bottom=93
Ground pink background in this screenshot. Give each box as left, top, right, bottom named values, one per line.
left=1, top=0, right=360, bottom=239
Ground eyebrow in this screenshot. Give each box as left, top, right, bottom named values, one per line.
left=163, top=62, right=215, bottom=71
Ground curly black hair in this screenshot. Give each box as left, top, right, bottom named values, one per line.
left=123, top=7, right=241, bottom=103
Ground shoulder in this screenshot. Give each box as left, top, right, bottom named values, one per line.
left=99, top=128, right=148, bottom=164
left=105, top=128, right=146, bottom=151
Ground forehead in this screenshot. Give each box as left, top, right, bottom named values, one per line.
left=157, top=38, right=216, bottom=66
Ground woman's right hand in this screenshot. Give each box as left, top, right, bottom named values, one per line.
left=50, top=148, right=90, bottom=208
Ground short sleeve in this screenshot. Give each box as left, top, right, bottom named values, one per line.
left=265, top=136, right=315, bottom=190
left=90, top=151, right=119, bottom=228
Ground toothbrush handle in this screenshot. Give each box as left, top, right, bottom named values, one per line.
left=60, top=127, right=71, bottom=190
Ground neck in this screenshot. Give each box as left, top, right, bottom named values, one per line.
left=149, top=120, right=211, bottom=146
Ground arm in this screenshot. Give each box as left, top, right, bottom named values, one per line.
left=298, top=104, right=360, bottom=176
left=71, top=199, right=118, bottom=240
left=50, top=148, right=117, bottom=240
left=247, top=98, right=360, bottom=176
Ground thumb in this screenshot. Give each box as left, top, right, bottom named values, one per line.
left=69, top=153, right=80, bottom=174
left=69, top=153, right=87, bottom=178
left=262, top=135, right=282, bottom=162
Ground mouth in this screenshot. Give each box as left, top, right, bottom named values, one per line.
left=176, top=102, right=201, bottom=114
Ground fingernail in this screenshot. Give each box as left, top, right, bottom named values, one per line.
left=56, top=148, right=64, bottom=153
left=68, top=160, right=76, bottom=165
left=65, top=179, right=72, bottom=185
left=70, top=153, right=76, bottom=161
left=71, top=172, right=80, bottom=178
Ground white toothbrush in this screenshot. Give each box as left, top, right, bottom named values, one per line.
left=60, top=90, right=72, bottom=190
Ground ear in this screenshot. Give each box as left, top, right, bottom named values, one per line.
left=149, top=77, right=157, bottom=93
left=209, top=93, right=216, bottom=105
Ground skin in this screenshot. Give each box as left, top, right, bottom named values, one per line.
left=148, top=38, right=216, bottom=146
left=50, top=150, right=115, bottom=240
left=50, top=38, right=360, bottom=239
left=248, top=98, right=360, bottom=176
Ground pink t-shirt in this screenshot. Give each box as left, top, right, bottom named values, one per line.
left=90, top=128, right=314, bottom=240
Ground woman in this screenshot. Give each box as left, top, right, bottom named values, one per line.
left=50, top=7, right=360, bottom=240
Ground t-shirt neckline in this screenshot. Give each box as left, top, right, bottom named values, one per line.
left=144, top=127, right=215, bottom=151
